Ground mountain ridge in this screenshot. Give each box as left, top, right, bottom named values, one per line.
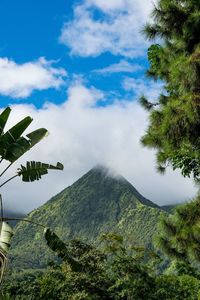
left=9, top=166, right=166, bottom=269
left=50, top=165, right=161, bottom=209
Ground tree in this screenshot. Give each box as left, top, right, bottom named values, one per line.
left=140, top=0, right=200, bottom=287
left=0, top=107, right=63, bottom=284
left=140, top=0, right=200, bottom=180
left=3, top=233, right=200, bottom=299
left=155, top=194, right=200, bottom=267
left=13, top=233, right=158, bottom=300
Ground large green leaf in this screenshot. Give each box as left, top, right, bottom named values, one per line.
left=4, top=128, right=48, bottom=163
left=0, top=107, right=11, bottom=136
left=26, top=128, right=48, bottom=147
left=0, top=116, right=33, bottom=157
left=44, top=228, right=81, bottom=271
left=4, top=137, right=30, bottom=163
left=0, top=222, right=13, bottom=253
left=17, top=161, right=64, bottom=182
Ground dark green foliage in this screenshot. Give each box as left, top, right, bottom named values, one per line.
left=161, top=204, right=177, bottom=213
left=155, top=194, right=200, bottom=264
left=4, top=235, right=157, bottom=300
left=0, top=106, right=63, bottom=286
left=44, top=228, right=81, bottom=271
left=165, top=260, right=199, bottom=278
left=1, top=269, right=42, bottom=300
left=154, top=275, right=200, bottom=300
left=9, top=166, right=164, bottom=269
left=5, top=128, right=48, bottom=163
left=4, top=235, right=200, bottom=299
left=0, top=107, right=63, bottom=190
left=0, top=107, right=63, bottom=185
left=141, top=0, right=200, bottom=180
left=0, top=107, right=11, bottom=135
left=0, top=115, right=33, bottom=158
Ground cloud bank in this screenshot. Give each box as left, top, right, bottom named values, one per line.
left=0, top=57, right=66, bottom=98
left=60, top=0, right=153, bottom=57
left=1, top=81, right=196, bottom=213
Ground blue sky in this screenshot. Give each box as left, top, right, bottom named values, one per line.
left=0, top=0, right=150, bottom=107
left=0, top=0, right=71, bottom=106
left=0, top=0, right=196, bottom=212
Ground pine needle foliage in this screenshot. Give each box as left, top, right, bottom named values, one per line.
left=141, top=0, right=200, bottom=180
left=155, top=194, right=200, bottom=263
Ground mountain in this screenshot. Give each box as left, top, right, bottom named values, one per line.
left=9, top=166, right=166, bottom=269
left=161, top=205, right=177, bottom=213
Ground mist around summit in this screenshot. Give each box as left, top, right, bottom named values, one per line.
left=10, top=165, right=165, bottom=269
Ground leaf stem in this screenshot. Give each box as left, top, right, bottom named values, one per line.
left=0, top=162, right=13, bottom=178
left=0, top=194, right=3, bottom=233
left=0, top=174, right=18, bottom=189
left=2, top=217, right=46, bottom=228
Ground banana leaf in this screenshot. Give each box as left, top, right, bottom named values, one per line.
left=0, top=107, right=11, bottom=136
left=0, top=222, right=13, bottom=253
left=17, top=161, right=64, bottom=182
left=26, top=128, right=48, bottom=147
left=0, top=116, right=33, bottom=157
left=4, top=128, right=48, bottom=163
left=44, top=228, right=81, bottom=271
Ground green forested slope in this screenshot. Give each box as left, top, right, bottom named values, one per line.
left=9, top=166, right=165, bottom=269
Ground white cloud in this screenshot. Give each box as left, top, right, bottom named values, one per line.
left=0, top=82, right=196, bottom=214
left=87, top=0, right=125, bottom=11
left=0, top=57, right=67, bottom=98
left=93, top=60, right=142, bottom=74
left=123, top=77, right=163, bottom=101
left=60, top=0, right=154, bottom=58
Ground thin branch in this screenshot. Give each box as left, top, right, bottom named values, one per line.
left=0, top=174, right=18, bottom=189
left=0, top=162, right=13, bottom=178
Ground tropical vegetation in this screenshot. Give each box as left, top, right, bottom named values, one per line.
left=3, top=234, right=200, bottom=299
left=1, top=0, right=200, bottom=298
left=140, top=0, right=200, bottom=180
left=0, top=106, right=63, bottom=284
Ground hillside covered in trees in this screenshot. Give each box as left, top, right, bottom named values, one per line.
left=9, top=166, right=165, bottom=269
